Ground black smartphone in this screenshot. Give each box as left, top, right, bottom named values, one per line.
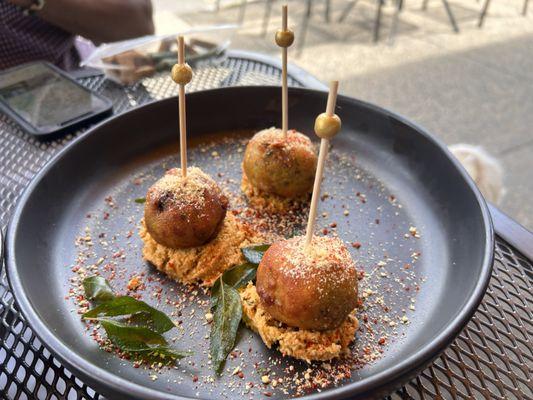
left=0, top=62, right=112, bottom=136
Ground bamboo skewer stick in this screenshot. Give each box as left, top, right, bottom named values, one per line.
left=325, top=81, right=338, bottom=117
left=275, top=5, right=294, bottom=140
left=178, top=37, right=187, bottom=177
left=281, top=6, right=288, bottom=138
left=305, top=139, right=329, bottom=246
left=305, top=81, right=341, bottom=247
left=172, top=36, right=193, bottom=178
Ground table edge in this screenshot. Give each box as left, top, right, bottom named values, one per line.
left=488, top=203, right=533, bottom=260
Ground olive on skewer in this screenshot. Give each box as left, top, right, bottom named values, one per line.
left=242, top=5, right=318, bottom=210
left=144, top=36, right=228, bottom=249
left=241, top=81, right=360, bottom=362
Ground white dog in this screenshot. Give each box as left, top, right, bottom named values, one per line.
left=449, top=144, right=504, bottom=205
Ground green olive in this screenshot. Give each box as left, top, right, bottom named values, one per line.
left=275, top=29, right=295, bottom=48
left=314, top=113, right=341, bottom=139
left=171, top=63, right=193, bottom=85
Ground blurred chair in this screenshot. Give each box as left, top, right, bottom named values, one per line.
left=261, top=0, right=332, bottom=36
left=337, top=0, right=404, bottom=42
left=338, top=0, right=393, bottom=42
left=238, top=0, right=248, bottom=25
left=338, top=0, right=458, bottom=43
left=255, top=0, right=403, bottom=50
left=478, top=0, right=529, bottom=27
left=421, top=0, right=459, bottom=32
left=389, top=0, right=404, bottom=43
left=215, top=0, right=249, bottom=25
left=299, top=0, right=333, bottom=52
left=259, top=0, right=332, bottom=53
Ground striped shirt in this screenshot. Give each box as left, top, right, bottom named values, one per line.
left=0, top=1, right=79, bottom=70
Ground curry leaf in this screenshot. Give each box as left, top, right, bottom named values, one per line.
left=211, top=278, right=221, bottom=310
left=211, top=262, right=257, bottom=310
left=241, top=244, right=270, bottom=265
left=130, top=346, right=191, bottom=362
left=223, top=262, right=257, bottom=290
left=83, top=276, right=115, bottom=304
left=134, top=197, right=146, bottom=204
left=100, top=319, right=190, bottom=362
left=81, top=276, right=190, bottom=364
left=83, top=296, right=175, bottom=333
left=101, top=319, right=167, bottom=346
left=208, top=243, right=271, bottom=372
left=209, top=278, right=242, bottom=373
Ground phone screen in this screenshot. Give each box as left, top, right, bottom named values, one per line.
left=0, top=63, right=109, bottom=130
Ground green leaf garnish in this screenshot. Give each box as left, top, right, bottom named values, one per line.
left=81, top=276, right=189, bottom=364
left=241, top=244, right=270, bottom=264
left=222, top=262, right=257, bottom=290
left=83, top=296, right=174, bottom=333
left=134, top=197, right=146, bottom=204
left=100, top=319, right=190, bottom=363
left=209, top=278, right=242, bottom=373
left=101, top=319, right=167, bottom=346
left=83, top=276, right=116, bottom=304
left=208, top=243, right=271, bottom=373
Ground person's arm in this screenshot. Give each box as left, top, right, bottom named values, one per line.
left=10, top=0, right=154, bottom=43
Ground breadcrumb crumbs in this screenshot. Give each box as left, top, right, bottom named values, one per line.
left=127, top=276, right=141, bottom=291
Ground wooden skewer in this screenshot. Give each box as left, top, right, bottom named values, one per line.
left=305, top=81, right=341, bottom=247
left=275, top=5, right=294, bottom=140
left=281, top=6, right=288, bottom=139
left=325, top=81, right=338, bottom=117
left=178, top=37, right=187, bottom=177
left=171, top=36, right=193, bottom=178
left=178, top=35, right=185, bottom=66
left=305, top=137, right=329, bottom=247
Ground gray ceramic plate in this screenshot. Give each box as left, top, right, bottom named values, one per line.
left=6, top=87, right=493, bottom=399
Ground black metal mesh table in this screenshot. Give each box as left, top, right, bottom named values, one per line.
left=0, top=51, right=531, bottom=400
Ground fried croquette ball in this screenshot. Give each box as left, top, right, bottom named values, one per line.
left=243, top=128, right=317, bottom=198
left=256, top=235, right=358, bottom=331
left=144, top=167, right=228, bottom=249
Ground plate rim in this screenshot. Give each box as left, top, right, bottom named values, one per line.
left=5, top=86, right=494, bottom=400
